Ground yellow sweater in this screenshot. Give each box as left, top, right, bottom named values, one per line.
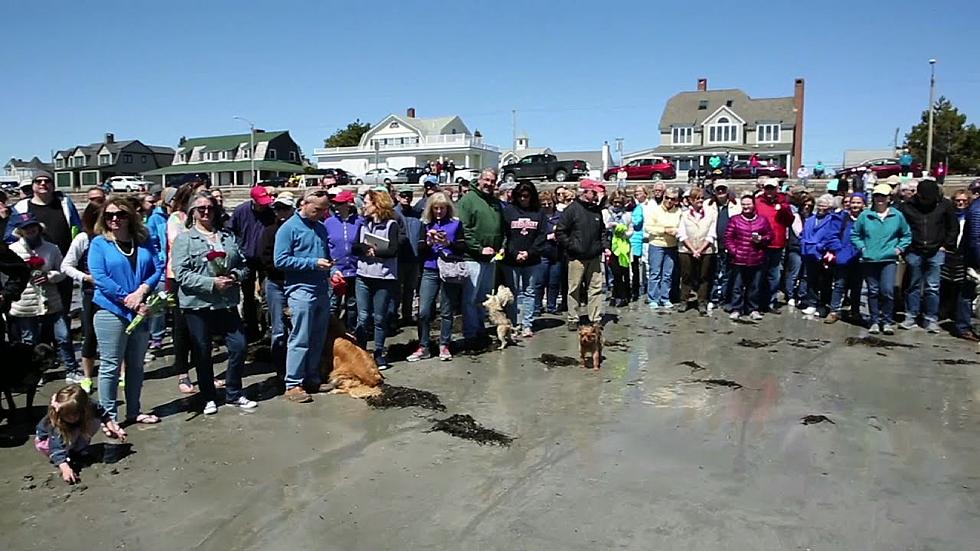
left=644, top=204, right=681, bottom=248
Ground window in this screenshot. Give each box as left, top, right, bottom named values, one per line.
left=99, top=153, right=111, bottom=165
left=671, top=127, right=693, bottom=145
left=123, top=154, right=133, bottom=163
left=697, top=100, right=708, bottom=110
left=141, top=155, right=147, bottom=163
left=241, top=147, right=250, bottom=159
left=268, top=148, right=277, bottom=160
left=389, top=122, right=400, bottom=128
left=707, top=117, right=739, bottom=144
left=289, top=151, right=297, bottom=161
left=55, top=158, right=64, bottom=169
left=72, top=155, right=86, bottom=167
left=756, top=124, right=781, bottom=143
left=178, top=153, right=188, bottom=163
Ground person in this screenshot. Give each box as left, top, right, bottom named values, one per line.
left=796, top=165, right=810, bottom=188
left=447, top=160, right=456, bottom=183
left=556, top=180, right=610, bottom=328
left=259, top=191, right=295, bottom=376
left=650, top=182, right=667, bottom=208
left=352, top=190, right=402, bottom=369
left=392, top=188, right=423, bottom=331
left=825, top=193, right=866, bottom=324
left=413, top=178, right=441, bottom=213
left=783, top=193, right=812, bottom=308
left=89, top=197, right=162, bottom=424
left=502, top=182, right=548, bottom=336
left=230, top=185, right=277, bottom=342
left=36, top=384, right=126, bottom=484
left=934, top=162, right=947, bottom=185
left=644, top=188, right=682, bottom=309
left=324, top=190, right=359, bottom=331
left=799, top=194, right=842, bottom=317
left=749, top=154, right=760, bottom=178
left=899, top=151, right=914, bottom=177
left=457, top=168, right=504, bottom=348
left=628, top=186, right=648, bottom=302
left=0, top=236, right=29, bottom=343
left=61, top=204, right=102, bottom=393
left=407, top=192, right=465, bottom=362
left=896, top=179, right=958, bottom=332
left=602, top=190, right=632, bottom=308
left=813, top=161, right=826, bottom=179
left=7, top=213, right=81, bottom=382
left=755, top=180, right=794, bottom=312
left=142, top=192, right=168, bottom=352
left=166, top=182, right=201, bottom=394
left=677, top=188, right=717, bottom=315
left=86, top=186, right=107, bottom=208
left=708, top=154, right=722, bottom=175
left=941, top=189, right=973, bottom=339
left=724, top=195, right=774, bottom=321
left=535, top=191, right=563, bottom=315
left=960, top=181, right=980, bottom=340
left=709, top=184, right=739, bottom=310
left=861, top=168, right=877, bottom=192
left=851, top=183, right=913, bottom=334
left=172, top=193, right=258, bottom=415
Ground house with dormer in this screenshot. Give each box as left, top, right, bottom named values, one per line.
left=627, top=78, right=805, bottom=175
left=2, top=157, right=54, bottom=185
left=314, top=108, right=500, bottom=175
left=52, top=133, right=173, bottom=190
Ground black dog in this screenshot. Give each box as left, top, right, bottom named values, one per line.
left=0, top=342, right=57, bottom=421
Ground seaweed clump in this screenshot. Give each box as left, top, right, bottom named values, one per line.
left=537, top=354, right=579, bottom=368
left=428, top=414, right=513, bottom=446
left=365, top=385, right=446, bottom=411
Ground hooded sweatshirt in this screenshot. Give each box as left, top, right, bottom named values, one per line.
left=896, top=180, right=959, bottom=256
left=502, top=204, right=547, bottom=266
left=457, top=181, right=504, bottom=261
left=850, top=207, right=913, bottom=263
left=755, top=192, right=794, bottom=249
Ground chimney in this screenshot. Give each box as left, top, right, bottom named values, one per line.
left=791, top=78, right=805, bottom=173
left=105, top=132, right=115, bottom=144
left=406, top=107, right=416, bottom=118
left=697, top=78, right=707, bottom=91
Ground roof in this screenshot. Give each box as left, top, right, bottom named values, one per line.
left=56, top=139, right=174, bottom=158
left=658, top=89, right=796, bottom=131
left=6, top=156, right=52, bottom=170
left=178, top=131, right=287, bottom=152
left=142, top=159, right=303, bottom=176
left=409, top=116, right=459, bottom=135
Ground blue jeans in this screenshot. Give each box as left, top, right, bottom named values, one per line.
left=11, top=313, right=80, bottom=377
left=355, top=277, right=396, bottom=356
left=862, top=262, right=897, bottom=326
left=329, top=276, right=357, bottom=332
left=417, top=268, right=462, bottom=348
left=647, top=245, right=677, bottom=304
left=147, top=280, right=167, bottom=342
left=183, top=308, right=247, bottom=403
left=534, top=256, right=562, bottom=314
left=731, top=265, right=763, bottom=314
left=94, top=310, right=150, bottom=421
left=904, top=250, right=944, bottom=323
left=461, top=260, right=494, bottom=339
left=764, top=248, right=785, bottom=308
left=783, top=250, right=805, bottom=303
left=830, top=263, right=863, bottom=315
left=711, top=250, right=731, bottom=305
left=955, top=280, right=976, bottom=335
left=285, top=287, right=331, bottom=390
left=504, top=263, right=541, bottom=330
left=265, top=279, right=289, bottom=377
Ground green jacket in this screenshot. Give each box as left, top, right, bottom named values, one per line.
left=457, top=181, right=504, bottom=261
left=172, top=227, right=249, bottom=310
left=850, top=207, right=912, bottom=263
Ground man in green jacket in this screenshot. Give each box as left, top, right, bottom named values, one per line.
left=457, top=168, right=504, bottom=348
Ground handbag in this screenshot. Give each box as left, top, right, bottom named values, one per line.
left=437, top=256, right=469, bottom=283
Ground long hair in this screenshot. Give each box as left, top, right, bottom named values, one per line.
left=366, top=190, right=395, bottom=222
left=170, top=182, right=198, bottom=215
left=184, top=192, right=220, bottom=229
left=81, top=202, right=101, bottom=236
left=420, top=192, right=454, bottom=224
left=512, top=181, right=541, bottom=211
left=47, top=384, right=96, bottom=449
left=94, top=196, right=149, bottom=243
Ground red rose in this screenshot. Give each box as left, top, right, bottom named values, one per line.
left=205, top=250, right=227, bottom=262
left=26, top=255, right=45, bottom=270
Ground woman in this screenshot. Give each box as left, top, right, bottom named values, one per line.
left=799, top=194, right=842, bottom=317
left=826, top=193, right=867, bottom=324
left=352, top=190, right=402, bottom=369
left=324, top=190, right=360, bottom=331
left=534, top=190, right=563, bottom=315
left=166, top=183, right=202, bottom=394
left=407, top=192, right=465, bottom=361
left=61, top=203, right=102, bottom=393
left=602, top=190, right=632, bottom=308
left=502, top=181, right=548, bottom=337
left=724, top=195, right=774, bottom=321
left=629, top=186, right=648, bottom=302
left=942, top=189, right=975, bottom=339
left=172, top=193, right=257, bottom=415
left=782, top=192, right=811, bottom=308
left=89, top=197, right=162, bottom=423
left=644, top=188, right=682, bottom=308
left=850, top=183, right=912, bottom=335
left=677, top=188, right=717, bottom=315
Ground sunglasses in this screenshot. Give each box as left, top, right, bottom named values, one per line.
left=104, top=211, right=129, bottom=221
left=194, top=205, right=214, bottom=213
left=34, top=178, right=52, bottom=184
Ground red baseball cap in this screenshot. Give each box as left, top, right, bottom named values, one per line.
left=250, top=186, right=275, bottom=206
left=333, top=190, right=355, bottom=203
left=579, top=179, right=605, bottom=192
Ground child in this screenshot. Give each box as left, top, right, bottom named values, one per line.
left=36, top=384, right=127, bottom=483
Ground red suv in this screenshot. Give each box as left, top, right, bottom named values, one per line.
left=604, top=157, right=676, bottom=181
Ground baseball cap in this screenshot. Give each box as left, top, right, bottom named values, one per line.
left=333, top=190, right=355, bottom=203
left=250, top=185, right=275, bottom=206
left=11, top=212, right=42, bottom=230
left=162, top=187, right=178, bottom=206
left=273, top=191, right=296, bottom=208
left=579, top=179, right=605, bottom=192
left=968, top=179, right=980, bottom=194
left=326, top=187, right=343, bottom=196
left=871, top=183, right=893, bottom=196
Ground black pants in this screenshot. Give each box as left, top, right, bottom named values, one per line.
left=167, top=278, right=196, bottom=375
left=630, top=254, right=643, bottom=301
left=240, top=257, right=265, bottom=341
left=679, top=253, right=715, bottom=306
left=392, top=262, right=420, bottom=325
left=80, top=288, right=98, bottom=359
left=609, top=259, right=630, bottom=301
left=183, top=308, right=246, bottom=403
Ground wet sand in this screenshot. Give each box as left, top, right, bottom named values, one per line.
left=2, top=306, right=979, bottom=550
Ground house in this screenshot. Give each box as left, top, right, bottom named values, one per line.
left=314, top=108, right=500, bottom=174
left=52, top=134, right=174, bottom=190
left=498, top=134, right=553, bottom=166
left=499, top=134, right=613, bottom=178
left=2, top=156, right=54, bottom=185
left=627, top=78, right=805, bottom=175
left=143, top=130, right=304, bottom=186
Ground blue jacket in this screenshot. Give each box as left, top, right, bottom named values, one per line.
left=36, top=402, right=111, bottom=466
left=964, top=200, right=980, bottom=269
left=171, top=228, right=249, bottom=311
left=273, top=211, right=331, bottom=292
left=89, top=236, right=163, bottom=321
left=850, top=208, right=913, bottom=263
left=834, top=212, right=862, bottom=265
left=145, top=207, right=168, bottom=265
left=801, top=212, right=842, bottom=262
left=230, top=202, right=276, bottom=260
left=324, top=212, right=359, bottom=278
left=629, top=204, right=645, bottom=257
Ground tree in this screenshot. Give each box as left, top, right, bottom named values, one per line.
left=323, top=120, right=371, bottom=148
left=905, top=96, right=980, bottom=172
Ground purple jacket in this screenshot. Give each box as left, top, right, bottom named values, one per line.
left=230, top=202, right=275, bottom=260
left=419, top=217, right=464, bottom=270
left=724, top=214, right=773, bottom=266
left=324, top=212, right=359, bottom=278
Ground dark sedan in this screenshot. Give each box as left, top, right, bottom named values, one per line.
left=391, top=167, right=427, bottom=185
left=835, top=158, right=923, bottom=179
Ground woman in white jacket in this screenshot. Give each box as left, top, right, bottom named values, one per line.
left=7, top=212, right=80, bottom=382
left=61, top=203, right=102, bottom=393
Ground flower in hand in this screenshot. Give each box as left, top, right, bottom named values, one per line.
left=205, top=250, right=228, bottom=276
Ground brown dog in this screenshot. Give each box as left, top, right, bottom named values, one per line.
left=321, top=317, right=383, bottom=398
left=578, top=324, right=602, bottom=370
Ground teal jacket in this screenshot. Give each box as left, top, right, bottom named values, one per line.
left=850, top=207, right=913, bottom=263
left=172, top=227, right=248, bottom=311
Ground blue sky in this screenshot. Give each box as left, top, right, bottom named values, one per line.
left=2, top=0, right=977, bottom=169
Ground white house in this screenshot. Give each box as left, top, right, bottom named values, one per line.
left=314, top=109, right=500, bottom=174
left=2, top=156, right=53, bottom=184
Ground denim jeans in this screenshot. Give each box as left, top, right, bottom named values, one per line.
left=647, top=245, right=678, bottom=304
left=461, top=260, right=494, bottom=339
left=147, top=280, right=167, bottom=342
left=730, top=265, right=763, bottom=314
left=11, top=313, right=80, bottom=377
left=94, top=310, right=150, bottom=421
left=183, top=308, right=247, bottom=403
left=417, top=268, right=462, bottom=348
left=534, top=256, right=562, bottom=314
left=904, top=250, right=945, bottom=323
left=830, top=263, right=863, bottom=315
left=711, top=250, right=732, bottom=305
left=355, top=277, right=397, bottom=355
left=862, top=262, right=897, bottom=326
left=329, top=275, right=357, bottom=332
left=504, top=263, right=541, bottom=330
left=265, top=279, right=289, bottom=377
left=783, top=250, right=805, bottom=303
left=285, top=287, right=331, bottom=390
left=764, top=248, right=785, bottom=308
left=955, top=280, right=976, bottom=335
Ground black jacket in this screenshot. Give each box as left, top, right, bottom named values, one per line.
left=502, top=204, right=548, bottom=266
left=555, top=199, right=608, bottom=261
left=259, top=219, right=286, bottom=282
left=0, top=246, right=29, bottom=313
left=897, top=197, right=959, bottom=256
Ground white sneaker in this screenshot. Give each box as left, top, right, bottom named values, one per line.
left=203, top=401, right=218, bottom=415
left=729, top=311, right=740, bottom=320
left=787, top=299, right=796, bottom=308
left=801, top=306, right=818, bottom=316
left=749, top=311, right=763, bottom=321
left=707, top=302, right=716, bottom=311
left=229, top=396, right=258, bottom=410
left=868, top=324, right=880, bottom=335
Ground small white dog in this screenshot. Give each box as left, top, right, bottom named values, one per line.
left=483, top=285, right=515, bottom=350
left=967, top=268, right=980, bottom=316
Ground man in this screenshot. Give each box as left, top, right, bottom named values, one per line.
left=446, top=160, right=457, bottom=183
left=86, top=186, right=107, bottom=207
left=754, top=179, right=794, bottom=312
left=708, top=154, right=722, bottom=175
left=709, top=182, right=739, bottom=309
left=392, top=187, right=423, bottom=329
left=319, top=173, right=337, bottom=190
left=899, top=151, right=914, bottom=177
left=650, top=182, right=667, bottom=208
left=231, top=185, right=278, bottom=342
left=457, top=168, right=504, bottom=348
left=959, top=180, right=980, bottom=340
left=897, top=179, right=958, bottom=333
left=556, top=179, right=610, bottom=329
left=498, top=181, right=516, bottom=205
left=813, top=160, right=826, bottom=179
left=414, top=177, right=440, bottom=212
left=273, top=189, right=335, bottom=403
left=796, top=165, right=810, bottom=188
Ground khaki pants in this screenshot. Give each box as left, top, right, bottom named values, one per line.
left=567, top=257, right=604, bottom=324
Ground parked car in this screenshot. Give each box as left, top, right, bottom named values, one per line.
left=107, top=175, right=154, bottom=193
left=729, top=160, right=788, bottom=179
left=603, top=157, right=676, bottom=182
left=500, top=154, right=589, bottom=183
left=319, top=168, right=352, bottom=186
left=391, top=167, right=427, bottom=185
left=354, top=167, right=399, bottom=186
left=0, top=180, right=19, bottom=194
left=834, top=157, right=923, bottom=179
left=451, top=167, right=481, bottom=184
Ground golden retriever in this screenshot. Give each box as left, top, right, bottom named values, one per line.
left=321, top=317, right=383, bottom=398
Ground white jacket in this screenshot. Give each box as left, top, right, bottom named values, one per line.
left=8, top=239, right=65, bottom=317
left=61, top=232, right=90, bottom=283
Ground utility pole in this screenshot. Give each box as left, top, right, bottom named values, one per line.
left=512, top=109, right=517, bottom=152
left=893, top=127, right=900, bottom=153
left=926, top=59, right=937, bottom=173
left=234, top=115, right=256, bottom=186
left=615, top=137, right=624, bottom=165
left=374, top=139, right=380, bottom=171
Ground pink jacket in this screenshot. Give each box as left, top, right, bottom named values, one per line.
left=724, top=214, right=774, bottom=266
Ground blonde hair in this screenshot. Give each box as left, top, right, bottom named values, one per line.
left=421, top=192, right=454, bottom=224
left=47, top=384, right=96, bottom=449
left=94, top=196, right=149, bottom=243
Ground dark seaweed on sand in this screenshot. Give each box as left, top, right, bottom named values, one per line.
left=365, top=385, right=446, bottom=411
left=694, top=378, right=743, bottom=390
left=679, top=360, right=705, bottom=372
left=934, top=358, right=980, bottom=365
left=538, top=354, right=579, bottom=367
left=428, top=414, right=514, bottom=446
left=801, top=414, right=835, bottom=425
left=737, top=338, right=772, bottom=349
left=844, top=336, right=915, bottom=349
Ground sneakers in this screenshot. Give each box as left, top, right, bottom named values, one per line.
left=648, top=303, right=659, bottom=311
left=925, top=321, right=940, bottom=334
left=882, top=324, right=895, bottom=335
left=868, top=324, right=881, bottom=335
left=203, top=401, right=218, bottom=415
left=566, top=320, right=580, bottom=331
left=65, top=372, right=85, bottom=385
left=660, top=301, right=674, bottom=309
left=284, top=386, right=313, bottom=403
left=521, top=327, right=533, bottom=338
left=375, top=354, right=390, bottom=371
left=79, top=377, right=94, bottom=394
left=824, top=312, right=839, bottom=324
left=406, top=347, right=431, bottom=362
left=229, top=396, right=258, bottom=409
left=697, top=304, right=708, bottom=316
left=899, top=319, right=918, bottom=330
left=749, top=311, right=763, bottom=321
left=707, top=302, right=716, bottom=312
left=439, top=345, right=452, bottom=361
left=787, top=298, right=797, bottom=308
left=118, top=376, right=126, bottom=390
left=729, top=311, right=740, bottom=321
left=801, top=306, right=818, bottom=316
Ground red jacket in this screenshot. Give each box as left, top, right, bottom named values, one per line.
left=755, top=193, right=794, bottom=249
left=724, top=214, right=773, bottom=266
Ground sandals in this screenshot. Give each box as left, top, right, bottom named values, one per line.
left=178, top=376, right=196, bottom=394
left=130, top=413, right=160, bottom=424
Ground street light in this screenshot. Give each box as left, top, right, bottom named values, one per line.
left=926, top=59, right=937, bottom=173
left=233, top=115, right=256, bottom=186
